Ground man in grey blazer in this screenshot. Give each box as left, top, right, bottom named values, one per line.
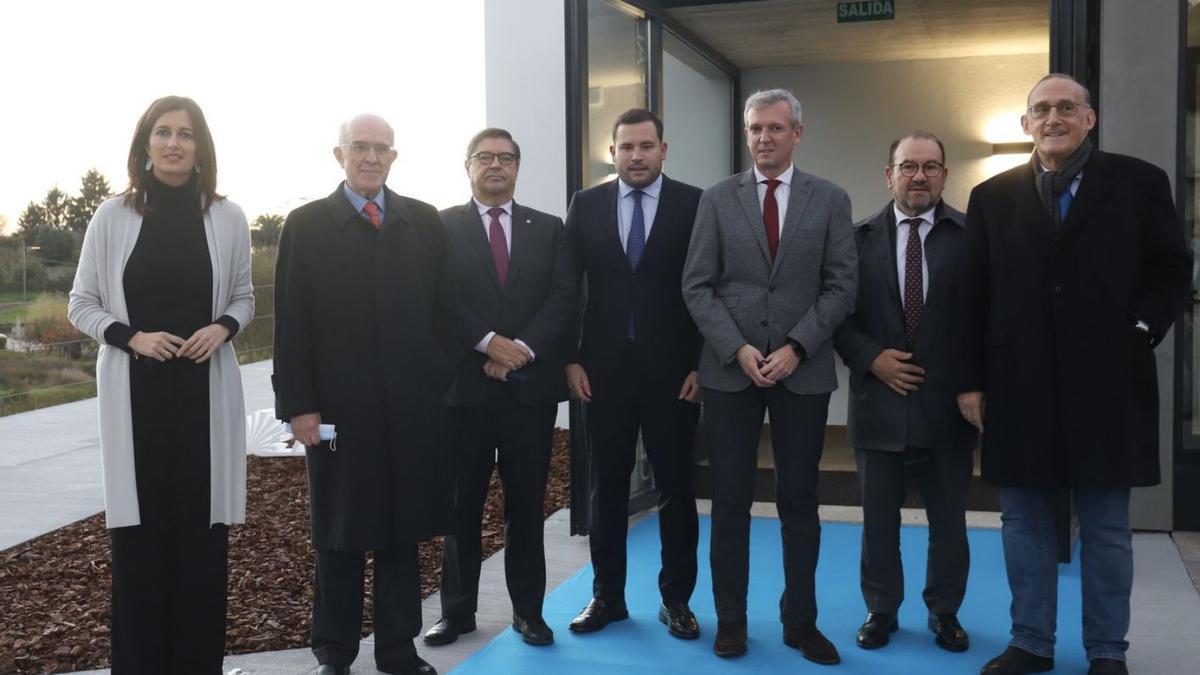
left=682, top=88, right=857, bottom=664
left=833, top=132, right=977, bottom=654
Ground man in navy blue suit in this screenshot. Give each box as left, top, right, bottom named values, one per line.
left=564, top=108, right=704, bottom=640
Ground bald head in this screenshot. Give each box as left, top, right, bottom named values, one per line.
left=339, top=113, right=395, bottom=147
left=1027, top=73, right=1091, bottom=107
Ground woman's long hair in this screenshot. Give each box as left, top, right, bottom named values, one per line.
left=123, top=95, right=221, bottom=214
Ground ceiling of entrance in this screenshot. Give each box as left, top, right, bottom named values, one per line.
left=664, top=0, right=1049, bottom=67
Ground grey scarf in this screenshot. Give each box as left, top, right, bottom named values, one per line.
left=1032, top=136, right=1092, bottom=230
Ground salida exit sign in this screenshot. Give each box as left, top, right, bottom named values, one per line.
left=837, top=1, right=895, bottom=23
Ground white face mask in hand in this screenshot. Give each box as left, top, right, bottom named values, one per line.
left=282, top=422, right=338, bottom=451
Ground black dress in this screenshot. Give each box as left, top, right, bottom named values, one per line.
left=103, top=177, right=236, bottom=674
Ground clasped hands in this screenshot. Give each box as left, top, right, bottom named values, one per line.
left=128, top=324, right=230, bottom=363
left=483, top=335, right=532, bottom=382
left=736, top=343, right=801, bottom=388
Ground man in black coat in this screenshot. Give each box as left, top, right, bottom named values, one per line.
left=273, top=114, right=468, bottom=675
left=422, top=128, right=574, bottom=648
left=564, top=108, right=704, bottom=640
left=959, top=75, right=1191, bottom=675
left=834, top=131, right=977, bottom=654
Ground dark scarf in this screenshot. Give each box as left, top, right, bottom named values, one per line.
left=1032, top=136, right=1091, bottom=230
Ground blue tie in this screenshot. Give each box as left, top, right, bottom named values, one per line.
left=1058, top=189, right=1073, bottom=221
left=626, top=189, right=645, bottom=339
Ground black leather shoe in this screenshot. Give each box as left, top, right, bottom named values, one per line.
left=980, top=646, right=1054, bottom=674
left=1088, top=658, right=1129, bottom=675
left=423, top=616, right=477, bottom=646
left=713, top=621, right=748, bottom=657
left=784, top=623, right=841, bottom=665
left=929, top=613, right=969, bottom=652
left=316, top=666, right=350, bottom=675
left=569, top=598, right=629, bottom=633
left=378, top=654, right=437, bottom=675
left=513, top=613, right=554, bottom=646
left=658, top=602, right=700, bottom=640
left=856, top=612, right=898, bottom=649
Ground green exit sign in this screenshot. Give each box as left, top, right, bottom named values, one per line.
left=837, top=1, right=895, bottom=23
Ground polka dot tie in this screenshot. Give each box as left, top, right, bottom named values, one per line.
left=902, top=218, right=924, bottom=347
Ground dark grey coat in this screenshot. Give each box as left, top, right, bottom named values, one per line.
left=834, top=201, right=978, bottom=453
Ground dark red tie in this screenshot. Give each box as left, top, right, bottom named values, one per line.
left=902, top=218, right=924, bottom=346
left=762, top=179, right=781, bottom=261
left=363, top=201, right=381, bottom=229
left=488, top=207, right=509, bottom=288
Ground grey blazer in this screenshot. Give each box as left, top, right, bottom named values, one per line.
left=682, top=166, right=857, bottom=394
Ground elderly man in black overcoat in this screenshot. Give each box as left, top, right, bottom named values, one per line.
left=958, top=75, right=1190, bottom=675
left=274, top=113, right=468, bottom=675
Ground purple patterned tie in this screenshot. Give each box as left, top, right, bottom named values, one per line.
left=488, top=207, right=509, bottom=289
left=902, top=218, right=924, bottom=347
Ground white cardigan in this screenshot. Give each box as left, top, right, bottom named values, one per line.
left=69, top=194, right=255, bottom=528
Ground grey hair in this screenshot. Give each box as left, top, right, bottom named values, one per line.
left=743, top=89, right=802, bottom=128
left=338, top=113, right=395, bottom=146
left=1028, top=73, right=1092, bottom=106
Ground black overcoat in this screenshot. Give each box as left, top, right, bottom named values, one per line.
left=273, top=185, right=469, bottom=550
left=961, top=151, right=1190, bottom=488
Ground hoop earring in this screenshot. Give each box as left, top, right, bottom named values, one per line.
left=144, top=158, right=153, bottom=171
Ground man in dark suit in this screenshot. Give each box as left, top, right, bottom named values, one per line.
left=959, top=74, right=1190, bottom=675
left=422, top=128, right=574, bottom=648
left=274, top=114, right=468, bottom=675
left=564, top=108, right=704, bottom=640
left=682, top=88, right=856, bottom=664
left=833, top=131, right=977, bottom=654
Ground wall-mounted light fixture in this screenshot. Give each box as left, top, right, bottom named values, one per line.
left=991, top=142, right=1035, bottom=155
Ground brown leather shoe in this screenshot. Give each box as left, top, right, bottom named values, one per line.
left=784, top=623, right=841, bottom=665
left=658, top=602, right=700, bottom=639
left=713, top=620, right=747, bottom=657
left=980, top=646, right=1054, bottom=674
left=568, top=598, right=629, bottom=633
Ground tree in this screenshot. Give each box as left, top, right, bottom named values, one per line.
left=40, top=187, right=71, bottom=230
left=68, top=169, right=113, bottom=232
left=251, top=213, right=284, bottom=248
left=17, top=202, right=46, bottom=243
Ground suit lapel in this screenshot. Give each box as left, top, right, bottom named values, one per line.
left=639, top=176, right=671, bottom=266
left=771, top=168, right=812, bottom=280
left=507, top=203, right=534, bottom=290
left=382, top=188, right=410, bottom=229
left=1057, top=152, right=1116, bottom=243
left=599, top=180, right=629, bottom=271
left=736, top=170, right=773, bottom=267
left=873, top=208, right=902, bottom=313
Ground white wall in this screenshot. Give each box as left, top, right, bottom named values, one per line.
left=663, top=49, right=732, bottom=191
left=485, top=0, right=568, bottom=217
left=741, top=53, right=1049, bottom=222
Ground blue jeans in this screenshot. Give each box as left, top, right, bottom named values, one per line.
left=998, top=487, right=1132, bottom=662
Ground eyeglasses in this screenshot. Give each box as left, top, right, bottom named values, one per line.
left=343, top=142, right=393, bottom=156
left=1026, top=101, right=1090, bottom=120
left=892, top=161, right=944, bottom=177
left=470, top=151, right=517, bottom=166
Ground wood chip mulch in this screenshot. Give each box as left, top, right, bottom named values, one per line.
left=0, top=429, right=572, bottom=674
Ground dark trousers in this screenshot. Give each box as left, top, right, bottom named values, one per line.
left=440, top=401, right=557, bottom=621
left=705, top=386, right=830, bottom=626
left=855, top=446, right=972, bottom=615
left=587, top=345, right=700, bottom=606
left=312, top=545, right=421, bottom=671
left=111, top=355, right=227, bottom=675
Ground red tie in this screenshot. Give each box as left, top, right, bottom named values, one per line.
left=762, top=179, right=781, bottom=261
left=902, top=218, right=924, bottom=347
left=488, top=207, right=509, bottom=288
left=363, top=201, right=381, bottom=229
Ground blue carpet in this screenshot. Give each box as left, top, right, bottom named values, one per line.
left=450, top=515, right=1089, bottom=674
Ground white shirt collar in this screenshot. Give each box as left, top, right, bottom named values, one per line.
left=618, top=173, right=663, bottom=200
left=753, top=164, right=795, bottom=186
left=474, top=198, right=513, bottom=217
left=893, top=204, right=936, bottom=227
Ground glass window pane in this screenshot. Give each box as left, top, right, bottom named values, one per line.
left=1183, top=8, right=1200, bottom=448
left=585, top=0, right=647, bottom=188
left=662, top=31, right=733, bottom=189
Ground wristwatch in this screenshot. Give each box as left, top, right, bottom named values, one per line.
left=787, top=339, right=807, bottom=360
left=1134, top=320, right=1150, bottom=334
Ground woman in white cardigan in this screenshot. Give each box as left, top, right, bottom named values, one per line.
left=68, top=95, right=253, bottom=674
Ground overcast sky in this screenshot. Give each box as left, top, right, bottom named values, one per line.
left=0, top=0, right=485, bottom=234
